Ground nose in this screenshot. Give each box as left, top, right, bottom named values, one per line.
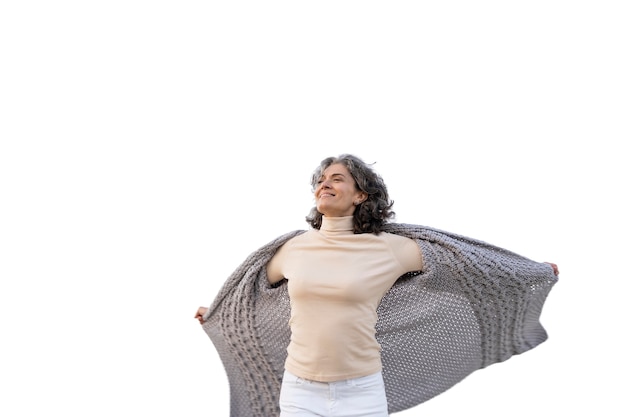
left=319, top=179, right=332, bottom=189
left=316, top=178, right=328, bottom=188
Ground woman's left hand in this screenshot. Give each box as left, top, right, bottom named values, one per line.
left=544, top=262, right=559, bottom=276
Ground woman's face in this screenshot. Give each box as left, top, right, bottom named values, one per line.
left=314, top=163, right=367, bottom=217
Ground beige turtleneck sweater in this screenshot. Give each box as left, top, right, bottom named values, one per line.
left=266, top=216, right=423, bottom=382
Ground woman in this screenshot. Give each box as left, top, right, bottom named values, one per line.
left=196, top=154, right=559, bottom=417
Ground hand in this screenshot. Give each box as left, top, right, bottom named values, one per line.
left=195, top=306, right=208, bottom=324
left=544, top=262, right=559, bottom=276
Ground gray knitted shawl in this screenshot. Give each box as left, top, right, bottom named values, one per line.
left=201, top=223, right=558, bottom=416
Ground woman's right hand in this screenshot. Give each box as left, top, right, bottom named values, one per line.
left=195, top=306, right=208, bottom=324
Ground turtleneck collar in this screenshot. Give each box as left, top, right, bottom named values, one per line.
left=319, top=216, right=354, bottom=234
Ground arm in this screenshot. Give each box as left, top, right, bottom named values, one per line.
left=392, top=235, right=424, bottom=274
left=408, top=239, right=424, bottom=272
left=266, top=245, right=286, bottom=284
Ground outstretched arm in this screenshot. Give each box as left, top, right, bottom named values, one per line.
left=266, top=246, right=286, bottom=284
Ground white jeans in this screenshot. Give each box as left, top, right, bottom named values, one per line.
left=279, top=370, right=389, bottom=417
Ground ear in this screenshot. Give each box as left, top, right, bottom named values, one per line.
left=356, top=192, right=368, bottom=205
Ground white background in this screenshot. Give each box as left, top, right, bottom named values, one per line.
left=1, top=1, right=624, bottom=416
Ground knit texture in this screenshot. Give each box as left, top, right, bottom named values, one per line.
left=201, top=223, right=558, bottom=416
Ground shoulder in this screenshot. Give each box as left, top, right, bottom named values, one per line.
left=381, top=230, right=414, bottom=243
left=380, top=230, right=424, bottom=271
left=266, top=229, right=309, bottom=284
left=382, top=231, right=422, bottom=252
left=279, top=228, right=316, bottom=247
